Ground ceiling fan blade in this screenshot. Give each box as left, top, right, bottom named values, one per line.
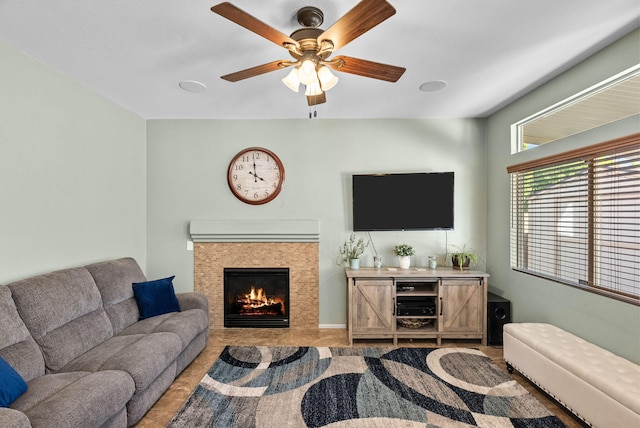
left=211, top=2, right=297, bottom=48
left=330, top=56, right=405, bottom=82
left=221, top=60, right=289, bottom=82
left=318, top=0, right=396, bottom=51
left=307, top=91, right=327, bottom=106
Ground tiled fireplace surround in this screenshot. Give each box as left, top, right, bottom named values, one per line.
left=190, top=220, right=320, bottom=329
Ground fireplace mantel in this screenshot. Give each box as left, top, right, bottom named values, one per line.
left=189, top=219, right=320, bottom=242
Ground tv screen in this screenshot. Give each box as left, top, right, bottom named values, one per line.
left=352, top=172, right=454, bottom=231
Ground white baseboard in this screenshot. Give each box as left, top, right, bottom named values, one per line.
left=319, top=324, right=347, bottom=329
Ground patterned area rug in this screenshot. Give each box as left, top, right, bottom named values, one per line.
left=168, top=346, right=566, bottom=427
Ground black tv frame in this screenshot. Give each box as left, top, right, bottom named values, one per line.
left=352, top=172, right=454, bottom=231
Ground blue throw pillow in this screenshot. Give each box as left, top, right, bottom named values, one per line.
left=0, top=356, right=28, bottom=407
left=132, top=276, right=181, bottom=320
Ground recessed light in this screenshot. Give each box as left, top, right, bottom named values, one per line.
left=179, top=80, right=207, bottom=93
left=419, top=80, right=447, bottom=92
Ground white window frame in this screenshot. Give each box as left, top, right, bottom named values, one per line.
left=511, top=64, right=640, bottom=154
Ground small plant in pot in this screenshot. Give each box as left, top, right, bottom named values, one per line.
left=337, top=233, right=369, bottom=269
left=448, top=243, right=479, bottom=271
left=393, top=244, right=415, bottom=269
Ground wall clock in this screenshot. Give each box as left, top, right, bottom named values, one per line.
left=227, top=147, right=285, bottom=205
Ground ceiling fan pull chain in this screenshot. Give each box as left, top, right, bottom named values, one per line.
left=308, top=103, right=318, bottom=119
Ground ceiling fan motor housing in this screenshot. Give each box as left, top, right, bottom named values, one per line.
left=296, top=6, right=324, bottom=28
left=288, top=28, right=332, bottom=61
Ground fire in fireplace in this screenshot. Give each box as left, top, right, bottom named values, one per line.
left=223, top=268, right=289, bottom=328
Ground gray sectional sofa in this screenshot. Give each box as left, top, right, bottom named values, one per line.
left=0, top=257, right=209, bottom=428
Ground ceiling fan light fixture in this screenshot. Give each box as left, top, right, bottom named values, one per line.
left=305, top=80, right=322, bottom=97
left=282, top=68, right=301, bottom=92
left=298, top=59, right=318, bottom=85
left=317, top=66, right=339, bottom=91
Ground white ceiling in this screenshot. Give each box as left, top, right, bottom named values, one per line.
left=1, top=0, right=638, bottom=120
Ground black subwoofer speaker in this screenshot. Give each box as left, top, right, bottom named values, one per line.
left=487, top=293, right=511, bottom=346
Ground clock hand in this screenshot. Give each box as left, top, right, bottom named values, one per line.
left=249, top=171, right=265, bottom=182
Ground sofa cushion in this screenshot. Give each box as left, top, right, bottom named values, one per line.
left=118, top=309, right=208, bottom=348
left=133, top=276, right=181, bottom=320
left=58, top=332, right=182, bottom=393
left=85, top=257, right=147, bottom=334
left=0, top=356, right=28, bottom=407
left=0, top=287, right=32, bottom=350
left=11, top=370, right=134, bottom=428
left=7, top=267, right=113, bottom=373
left=0, top=408, right=31, bottom=427
left=0, top=285, right=45, bottom=382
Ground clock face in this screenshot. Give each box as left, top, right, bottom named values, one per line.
left=227, top=147, right=285, bottom=205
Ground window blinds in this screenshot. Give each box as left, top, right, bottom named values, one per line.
left=508, top=133, right=639, bottom=304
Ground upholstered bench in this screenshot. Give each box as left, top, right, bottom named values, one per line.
left=503, top=323, right=640, bottom=427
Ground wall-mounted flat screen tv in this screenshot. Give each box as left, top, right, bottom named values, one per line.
left=352, top=172, right=454, bottom=231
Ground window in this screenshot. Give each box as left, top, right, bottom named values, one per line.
left=508, top=133, right=640, bottom=305
left=512, top=65, right=640, bottom=153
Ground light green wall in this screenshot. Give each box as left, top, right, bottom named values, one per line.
left=485, top=29, right=640, bottom=363
left=146, top=119, right=487, bottom=325
left=0, top=40, right=147, bottom=282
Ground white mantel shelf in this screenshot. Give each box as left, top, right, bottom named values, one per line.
left=189, top=219, right=320, bottom=243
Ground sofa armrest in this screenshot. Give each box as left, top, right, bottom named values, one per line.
left=0, top=408, right=32, bottom=428
left=176, top=292, right=209, bottom=313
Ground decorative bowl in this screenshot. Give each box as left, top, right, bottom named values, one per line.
left=397, top=318, right=432, bottom=329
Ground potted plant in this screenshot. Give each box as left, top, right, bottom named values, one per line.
left=337, top=233, right=369, bottom=269
left=393, top=244, right=415, bottom=269
left=448, top=242, right=479, bottom=271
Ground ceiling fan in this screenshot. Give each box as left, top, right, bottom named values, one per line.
left=211, top=0, right=406, bottom=107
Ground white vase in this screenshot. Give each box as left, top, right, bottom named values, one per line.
left=398, top=256, right=411, bottom=269
left=349, top=258, right=360, bottom=269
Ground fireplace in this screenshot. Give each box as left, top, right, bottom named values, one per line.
left=191, top=219, right=319, bottom=329
left=224, top=268, right=289, bottom=328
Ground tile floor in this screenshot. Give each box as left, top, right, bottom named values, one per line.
left=134, top=328, right=587, bottom=427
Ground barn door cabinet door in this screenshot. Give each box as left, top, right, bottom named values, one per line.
left=439, top=278, right=483, bottom=334
left=351, top=279, right=394, bottom=336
